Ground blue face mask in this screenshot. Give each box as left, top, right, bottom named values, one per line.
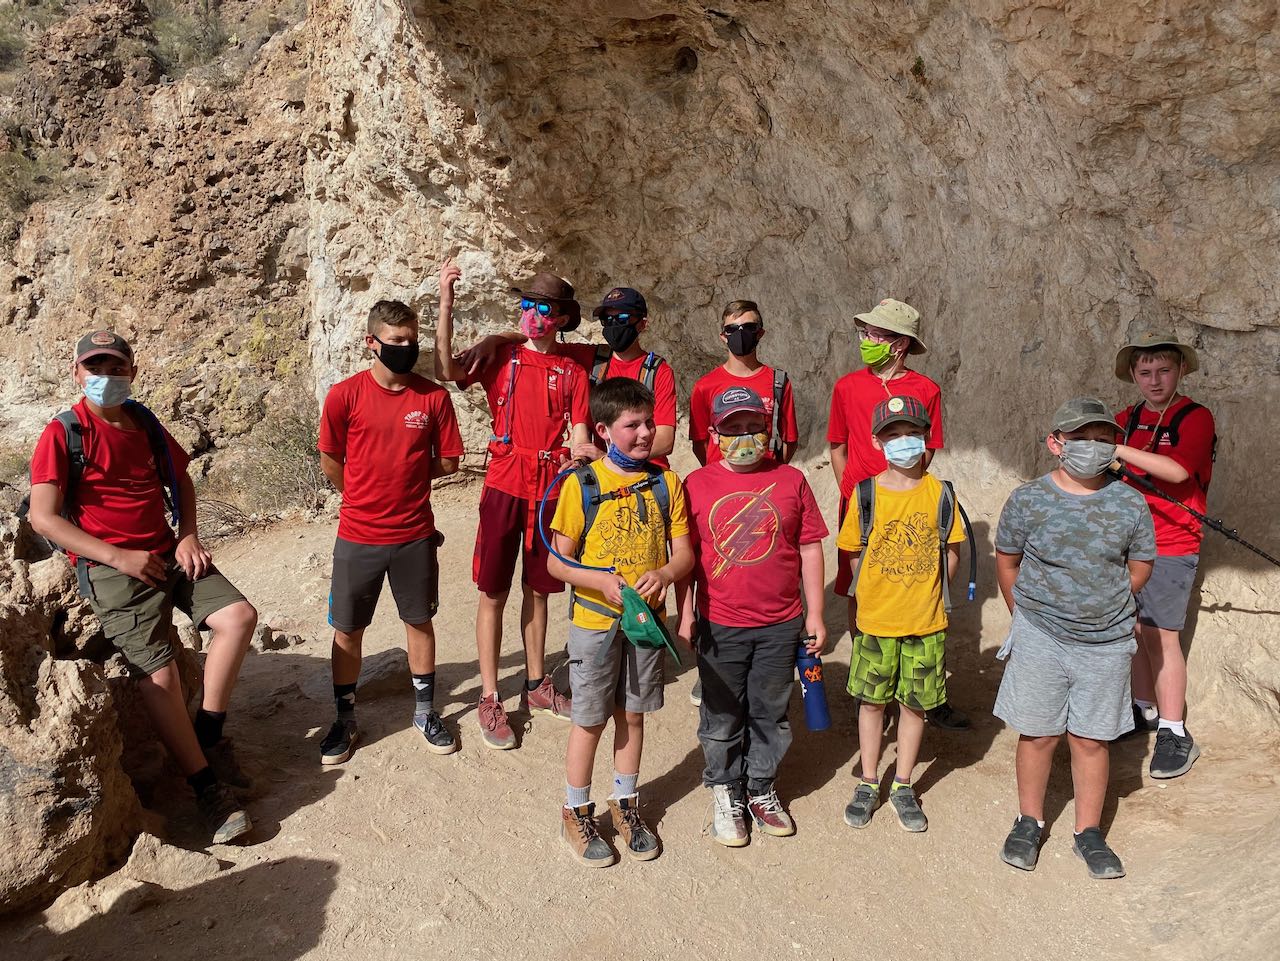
left=883, top=434, right=926, bottom=468
left=83, top=373, right=132, bottom=408
left=606, top=443, right=648, bottom=471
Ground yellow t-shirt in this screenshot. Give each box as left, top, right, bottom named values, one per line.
left=835, top=473, right=965, bottom=637
left=551, top=461, right=690, bottom=630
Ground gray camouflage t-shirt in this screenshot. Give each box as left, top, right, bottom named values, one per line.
left=996, top=474, right=1156, bottom=644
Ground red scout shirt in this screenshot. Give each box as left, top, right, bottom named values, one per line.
left=827, top=367, right=944, bottom=499
left=560, top=343, right=678, bottom=469
left=688, top=364, right=799, bottom=465
left=683, top=460, right=829, bottom=627
left=319, top=370, right=464, bottom=545
left=30, top=399, right=190, bottom=565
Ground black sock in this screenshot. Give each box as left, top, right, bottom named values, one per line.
left=334, top=682, right=357, bottom=718
left=525, top=676, right=544, bottom=692
left=187, top=766, right=217, bottom=796
left=193, top=708, right=226, bottom=749
left=412, top=672, right=436, bottom=715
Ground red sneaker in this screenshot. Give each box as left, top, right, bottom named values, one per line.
left=747, top=788, right=796, bottom=837
left=477, top=693, right=516, bottom=750
left=521, top=676, right=572, bottom=721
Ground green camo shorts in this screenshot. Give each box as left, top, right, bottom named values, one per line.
left=847, top=630, right=947, bottom=711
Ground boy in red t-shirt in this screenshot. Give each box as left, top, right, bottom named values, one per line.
left=1113, top=331, right=1214, bottom=780
left=677, top=386, right=828, bottom=847
left=436, top=259, right=590, bottom=750
left=28, top=331, right=259, bottom=845
left=316, top=300, right=465, bottom=766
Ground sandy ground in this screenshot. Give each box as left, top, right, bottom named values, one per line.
left=3, top=479, right=1278, bottom=961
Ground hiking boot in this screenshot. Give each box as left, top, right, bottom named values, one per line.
left=607, top=795, right=660, bottom=861
left=561, top=802, right=615, bottom=868
left=707, top=784, right=749, bottom=847
left=747, top=788, right=796, bottom=837
left=689, top=678, right=703, bottom=707
left=926, top=702, right=970, bottom=731
left=888, top=785, right=928, bottom=833
left=413, top=711, right=458, bottom=755
left=204, top=738, right=252, bottom=790
left=521, top=676, right=572, bottom=721
left=320, top=717, right=359, bottom=766
left=843, top=781, right=880, bottom=829
left=477, top=693, right=516, bottom=750
left=1073, top=827, right=1125, bottom=879
left=1149, top=727, right=1200, bottom=779
left=1000, top=815, right=1043, bottom=871
left=196, top=782, right=251, bottom=844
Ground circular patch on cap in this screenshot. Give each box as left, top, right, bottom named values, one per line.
left=607, top=288, right=623, bottom=300
left=888, top=397, right=905, bottom=413
left=90, top=331, right=115, bottom=345
left=721, top=386, right=752, bottom=404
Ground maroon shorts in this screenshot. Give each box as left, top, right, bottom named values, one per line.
left=472, top=485, right=565, bottom=596
left=834, top=493, right=855, bottom=598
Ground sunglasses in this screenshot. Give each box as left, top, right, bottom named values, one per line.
left=520, top=298, right=557, bottom=317
left=722, top=322, right=761, bottom=335
left=601, top=312, right=640, bottom=327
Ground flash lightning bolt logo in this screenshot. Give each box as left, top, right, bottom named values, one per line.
left=709, top=483, right=780, bottom=578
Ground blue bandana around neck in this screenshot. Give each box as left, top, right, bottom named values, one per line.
left=606, top=443, right=648, bottom=471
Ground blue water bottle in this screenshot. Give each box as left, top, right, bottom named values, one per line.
left=795, top=638, right=831, bottom=732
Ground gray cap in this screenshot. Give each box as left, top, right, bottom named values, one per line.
left=1051, top=396, right=1120, bottom=433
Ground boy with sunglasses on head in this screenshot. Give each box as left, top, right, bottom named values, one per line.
left=435, top=259, right=591, bottom=750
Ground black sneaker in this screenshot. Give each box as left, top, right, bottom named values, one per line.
left=413, top=711, right=458, bottom=755
left=1073, top=827, right=1125, bottom=879
left=1149, top=727, right=1200, bottom=779
left=843, top=782, right=880, bottom=829
left=320, top=717, right=359, bottom=765
left=204, top=738, right=252, bottom=790
left=196, top=782, right=252, bottom=844
left=926, top=702, right=970, bottom=731
left=1000, top=815, right=1043, bottom=871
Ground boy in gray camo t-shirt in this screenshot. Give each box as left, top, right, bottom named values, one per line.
left=992, top=397, right=1155, bottom=882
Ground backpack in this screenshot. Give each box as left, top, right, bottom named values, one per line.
left=1122, top=401, right=1217, bottom=491
left=769, top=368, right=788, bottom=458
left=589, top=346, right=664, bottom=392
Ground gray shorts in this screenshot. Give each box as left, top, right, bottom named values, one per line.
left=994, top=609, right=1137, bottom=741
left=328, top=534, right=442, bottom=633
left=1135, top=554, right=1198, bottom=631
left=566, top=622, right=665, bottom=727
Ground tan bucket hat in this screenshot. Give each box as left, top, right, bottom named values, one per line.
left=853, top=298, right=927, bottom=354
left=1114, top=329, right=1199, bottom=382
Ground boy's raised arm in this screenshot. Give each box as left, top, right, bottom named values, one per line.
left=434, top=258, right=467, bottom=383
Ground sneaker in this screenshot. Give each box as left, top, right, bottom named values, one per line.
left=607, top=795, right=660, bottom=861
left=843, top=781, right=880, bottom=829
left=204, top=738, right=252, bottom=790
left=747, top=788, right=796, bottom=837
left=1149, top=727, right=1200, bottom=779
left=1000, top=815, right=1043, bottom=871
left=926, top=702, right=970, bottom=731
left=1073, top=827, right=1125, bottom=879
left=689, top=678, right=703, bottom=707
left=320, top=717, right=359, bottom=765
left=561, top=802, right=616, bottom=868
left=477, top=693, right=516, bottom=750
left=1132, top=703, right=1160, bottom=734
left=707, top=784, right=749, bottom=847
left=888, top=785, right=928, bottom=833
left=196, top=782, right=252, bottom=844
left=413, top=711, right=458, bottom=755
left=521, top=676, right=572, bottom=721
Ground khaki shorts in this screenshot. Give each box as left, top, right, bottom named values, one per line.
left=566, top=622, right=665, bottom=727
left=87, top=560, right=247, bottom=677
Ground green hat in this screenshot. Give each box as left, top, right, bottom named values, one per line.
left=853, top=298, right=927, bottom=354
left=1051, top=396, right=1120, bottom=433
left=1114, top=330, right=1200, bottom=382
left=619, top=586, right=681, bottom=665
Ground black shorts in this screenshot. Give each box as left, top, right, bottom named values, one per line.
left=328, top=534, right=442, bottom=632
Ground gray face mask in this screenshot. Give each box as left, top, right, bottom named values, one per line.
left=1059, top=438, right=1117, bottom=479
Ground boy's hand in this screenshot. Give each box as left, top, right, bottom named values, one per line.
left=803, top=616, right=827, bottom=655
left=112, top=548, right=168, bottom=588
left=675, top=614, right=697, bottom=660
left=175, top=534, right=213, bottom=580
left=602, top=576, right=627, bottom=608
left=633, top=568, right=670, bottom=607
left=439, top=257, right=461, bottom=305
left=570, top=441, right=602, bottom=463
left=456, top=335, right=501, bottom=377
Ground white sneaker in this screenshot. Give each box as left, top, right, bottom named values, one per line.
left=707, top=784, right=748, bottom=847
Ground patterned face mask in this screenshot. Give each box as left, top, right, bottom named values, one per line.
left=717, top=431, right=768, bottom=466
left=519, top=306, right=562, bottom=339
left=1058, top=438, right=1117, bottom=479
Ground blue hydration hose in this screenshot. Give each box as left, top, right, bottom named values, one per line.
left=537, top=464, right=616, bottom=574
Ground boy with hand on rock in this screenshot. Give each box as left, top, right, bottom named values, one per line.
left=28, top=331, right=259, bottom=845
left=678, top=386, right=828, bottom=847
left=547, top=377, right=693, bottom=867
left=994, top=397, right=1155, bottom=880
left=435, top=259, right=590, bottom=750
left=316, top=300, right=464, bottom=765
left=1112, top=331, right=1213, bottom=779
left=837, top=395, right=964, bottom=835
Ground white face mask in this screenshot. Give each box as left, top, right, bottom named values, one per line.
left=882, top=435, right=925, bottom=468
left=83, top=373, right=132, bottom=407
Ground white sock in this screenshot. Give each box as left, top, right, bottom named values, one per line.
left=1158, top=718, right=1186, bottom=738
left=1134, top=699, right=1158, bottom=720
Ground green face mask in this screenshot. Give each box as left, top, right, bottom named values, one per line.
left=860, top=338, right=893, bottom=368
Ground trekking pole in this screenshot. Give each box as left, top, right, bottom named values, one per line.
left=1107, top=465, right=1280, bottom=569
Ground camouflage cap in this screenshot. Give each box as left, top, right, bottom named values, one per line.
left=1051, top=396, right=1120, bottom=433
left=853, top=298, right=927, bottom=354
left=1114, top=329, right=1200, bottom=381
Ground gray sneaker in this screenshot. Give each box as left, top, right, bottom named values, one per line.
left=1000, top=815, right=1043, bottom=871
left=196, top=782, right=251, bottom=844
left=1073, top=827, right=1125, bottom=879
left=413, top=711, right=458, bottom=755
left=1149, top=727, right=1200, bottom=779
left=689, top=678, right=703, bottom=707
left=843, top=781, right=880, bottom=829
left=888, top=785, right=928, bottom=833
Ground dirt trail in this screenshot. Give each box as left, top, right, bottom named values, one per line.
left=3, top=481, right=1277, bottom=961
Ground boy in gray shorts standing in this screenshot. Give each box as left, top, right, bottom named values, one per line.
left=993, top=397, right=1156, bottom=879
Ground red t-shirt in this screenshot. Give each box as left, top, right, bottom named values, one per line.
left=461, top=343, right=589, bottom=500
left=29, top=399, right=190, bottom=565
left=827, top=368, right=944, bottom=499
left=560, top=342, right=678, bottom=469
left=688, top=364, right=799, bottom=465
left=1116, top=396, right=1214, bottom=555
left=684, top=460, right=829, bottom=627
left=319, top=370, right=464, bottom=545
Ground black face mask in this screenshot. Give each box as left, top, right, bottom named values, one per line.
left=373, top=336, right=419, bottom=375
left=601, top=322, right=640, bottom=353
left=726, top=328, right=760, bottom=357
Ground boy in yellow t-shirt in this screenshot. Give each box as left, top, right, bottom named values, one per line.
left=835, top=395, right=964, bottom=834
left=548, top=377, right=694, bottom=868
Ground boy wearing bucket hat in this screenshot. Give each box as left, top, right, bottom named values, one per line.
left=27, top=331, right=259, bottom=844
left=993, top=397, right=1155, bottom=880
left=546, top=377, right=694, bottom=867
left=1111, top=330, right=1213, bottom=779
left=435, top=260, right=591, bottom=750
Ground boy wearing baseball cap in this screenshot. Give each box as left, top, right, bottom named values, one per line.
left=27, top=331, right=259, bottom=844
left=835, top=395, right=965, bottom=835
left=678, top=386, right=828, bottom=846
left=993, top=397, right=1156, bottom=879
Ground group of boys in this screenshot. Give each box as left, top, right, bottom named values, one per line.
left=27, top=271, right=1213, bottom=879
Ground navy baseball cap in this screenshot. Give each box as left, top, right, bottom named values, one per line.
left=712, top=386, right=768, bottom=428
left=592, top=287, right=648, bottom=319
